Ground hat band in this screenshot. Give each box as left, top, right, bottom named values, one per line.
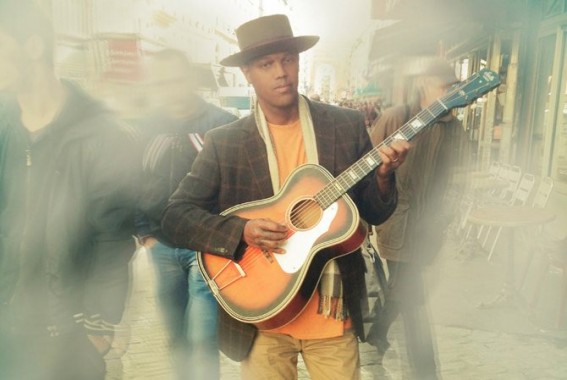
left=240, top=35, right=295, bottom=52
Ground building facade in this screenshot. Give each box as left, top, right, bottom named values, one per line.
left=367, top=0, right=567, bottom=239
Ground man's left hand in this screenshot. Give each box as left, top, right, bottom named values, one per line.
left=376, top=139, right=410, bottom=176
left=375, top=139, right=410, bottom=197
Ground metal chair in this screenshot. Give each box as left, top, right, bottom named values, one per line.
left=495, top=164, right=523, bottom=203
left=531, top=176, right=554, bottom=209
left=488, top=161, right=501, bottom=177
left=482, top=172, right=536, bottom=261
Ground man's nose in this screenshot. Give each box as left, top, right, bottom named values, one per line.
left=274, top=62, right=287, bottom=77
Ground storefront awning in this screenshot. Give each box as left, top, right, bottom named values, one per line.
left=369, top=0, right=517, bottom=60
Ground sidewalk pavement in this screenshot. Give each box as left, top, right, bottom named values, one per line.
left=106, top=234, right=567, bottom=379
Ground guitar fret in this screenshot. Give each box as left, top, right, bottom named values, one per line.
left=410, top=117, right=425, bottom=130
left=347, top=169, right=358, bottom=181
left=425, top=108, right=437, bottom=118
left=339, top=176, right=353, bottom=190
left=354, top=165, right=366, bottom=178
left=358, top=159, right=372, bottom=173
left=365, top=156, right=377, bottom=166
left=392, top=131, right=408, bottom=141
left=436, top=98, right=449, bottom=110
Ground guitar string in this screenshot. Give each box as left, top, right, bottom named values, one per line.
left=235, top=200, right=322, bottom=272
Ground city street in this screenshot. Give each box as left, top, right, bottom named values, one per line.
left=106, top=234, right=567, bottom=379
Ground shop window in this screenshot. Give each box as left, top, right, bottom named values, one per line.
left=551, top=32, right=567, bottom=187
left=529, top=34, right=555, bottom=177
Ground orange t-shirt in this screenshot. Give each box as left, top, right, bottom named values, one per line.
left=266, top=120, right=350, bottom=340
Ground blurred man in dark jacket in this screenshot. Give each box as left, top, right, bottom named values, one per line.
left=135, top=48, right=237, bottom=380
left=368, top=57, right=471, bottom=379
left=0, top=2, right=141, bottom=379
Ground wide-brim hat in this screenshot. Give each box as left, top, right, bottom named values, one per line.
left=220, top=14, right=319, bottom=67
left=406, top=57, right=459, bottom=86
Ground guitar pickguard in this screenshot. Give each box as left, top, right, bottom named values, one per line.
left=274, top=202, right=338, bottom=273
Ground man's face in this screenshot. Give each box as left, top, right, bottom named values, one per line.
left=422, top=76, right=455, bottom=108
left=147, top=57, right=195, bottom=119
left=241, top=51, right=299, bottom=112
left=0, top=29, right=25, bottom=92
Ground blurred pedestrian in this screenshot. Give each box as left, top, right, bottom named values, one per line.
left=161, top=14, right=410, bottom=380
left=136, top=48, right=237, bottom=380
left=367, top=57, right=470, bottom=379
left=0, top=1, right=141, bottom=379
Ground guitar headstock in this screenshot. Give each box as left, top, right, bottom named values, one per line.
left=443, top=69, right=501, bottom=109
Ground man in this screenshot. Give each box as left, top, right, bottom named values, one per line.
left=161, top=14, right=410, bottom=379
left=0, top=1, right=140, bottom=379
left=136, top=48, right=237, bottom=380
left=368, top=57, right=471, bottom=379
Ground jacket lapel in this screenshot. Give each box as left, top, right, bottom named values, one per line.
left=241, top=117, right=274, bottom=199
left=310, top=102, right=336, bottom=174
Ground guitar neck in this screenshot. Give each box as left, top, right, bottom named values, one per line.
left=315, top=100, right=450, bottom=209
left=313, top=68, right=501, bottom=210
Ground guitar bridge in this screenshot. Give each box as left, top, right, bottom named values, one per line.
left=209, top=260, right=246, bottom=293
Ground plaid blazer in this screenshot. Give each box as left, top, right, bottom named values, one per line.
left=162, top=97, right=397, bottom=361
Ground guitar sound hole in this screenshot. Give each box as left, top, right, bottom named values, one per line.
left=289, top=198, right=322, bottom=230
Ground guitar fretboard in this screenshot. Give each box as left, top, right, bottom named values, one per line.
left=313, top=68, right=500, bottom=210
left=314, top=100, right=449, bottom=209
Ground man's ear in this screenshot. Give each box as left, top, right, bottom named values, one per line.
left=23, top=34, right=45, bottom=61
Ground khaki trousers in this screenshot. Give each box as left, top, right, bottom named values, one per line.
left=241, top=330, right=360, bottom=380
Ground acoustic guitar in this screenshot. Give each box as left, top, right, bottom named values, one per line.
left=198, top=68, right=501, bottom=330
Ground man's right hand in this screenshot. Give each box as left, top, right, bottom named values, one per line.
left=243, top=218, right=288, bottom=254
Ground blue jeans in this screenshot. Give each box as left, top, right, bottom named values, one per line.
left=149, top=241, right=219, bottom=380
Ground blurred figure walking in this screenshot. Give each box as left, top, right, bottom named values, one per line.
left=135, top=48, right=237, bottom=380
left=368, top=57, right=470, bottom=379
left=0, top=1, right=141, bottom=379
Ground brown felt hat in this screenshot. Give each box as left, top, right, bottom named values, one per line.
left=220, top=14, right=319, bottom=67
left=419, top=57, right=459, bottom=86
left=405, top=57, right=459, bottom=86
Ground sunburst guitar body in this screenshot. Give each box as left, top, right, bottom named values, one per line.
left=198, top=164, right=366, bottom=330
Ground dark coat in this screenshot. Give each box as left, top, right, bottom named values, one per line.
left=370, top=104, right=470, bottom=264
left=135, top=96, right=237, bottom=244
left=0, top=81, right=141, bottom=336
left=161, top=97, right=398, bottom=361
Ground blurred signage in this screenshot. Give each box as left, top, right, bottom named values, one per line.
left=94, top=34, right=144, bottom=83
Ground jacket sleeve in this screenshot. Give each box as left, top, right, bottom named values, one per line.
left=83, top=123, right=142, bottom=330
left=161, top=129, right=248, bottom=260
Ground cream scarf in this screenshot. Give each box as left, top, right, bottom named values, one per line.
left=254, top=95, right=345, bottom=320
